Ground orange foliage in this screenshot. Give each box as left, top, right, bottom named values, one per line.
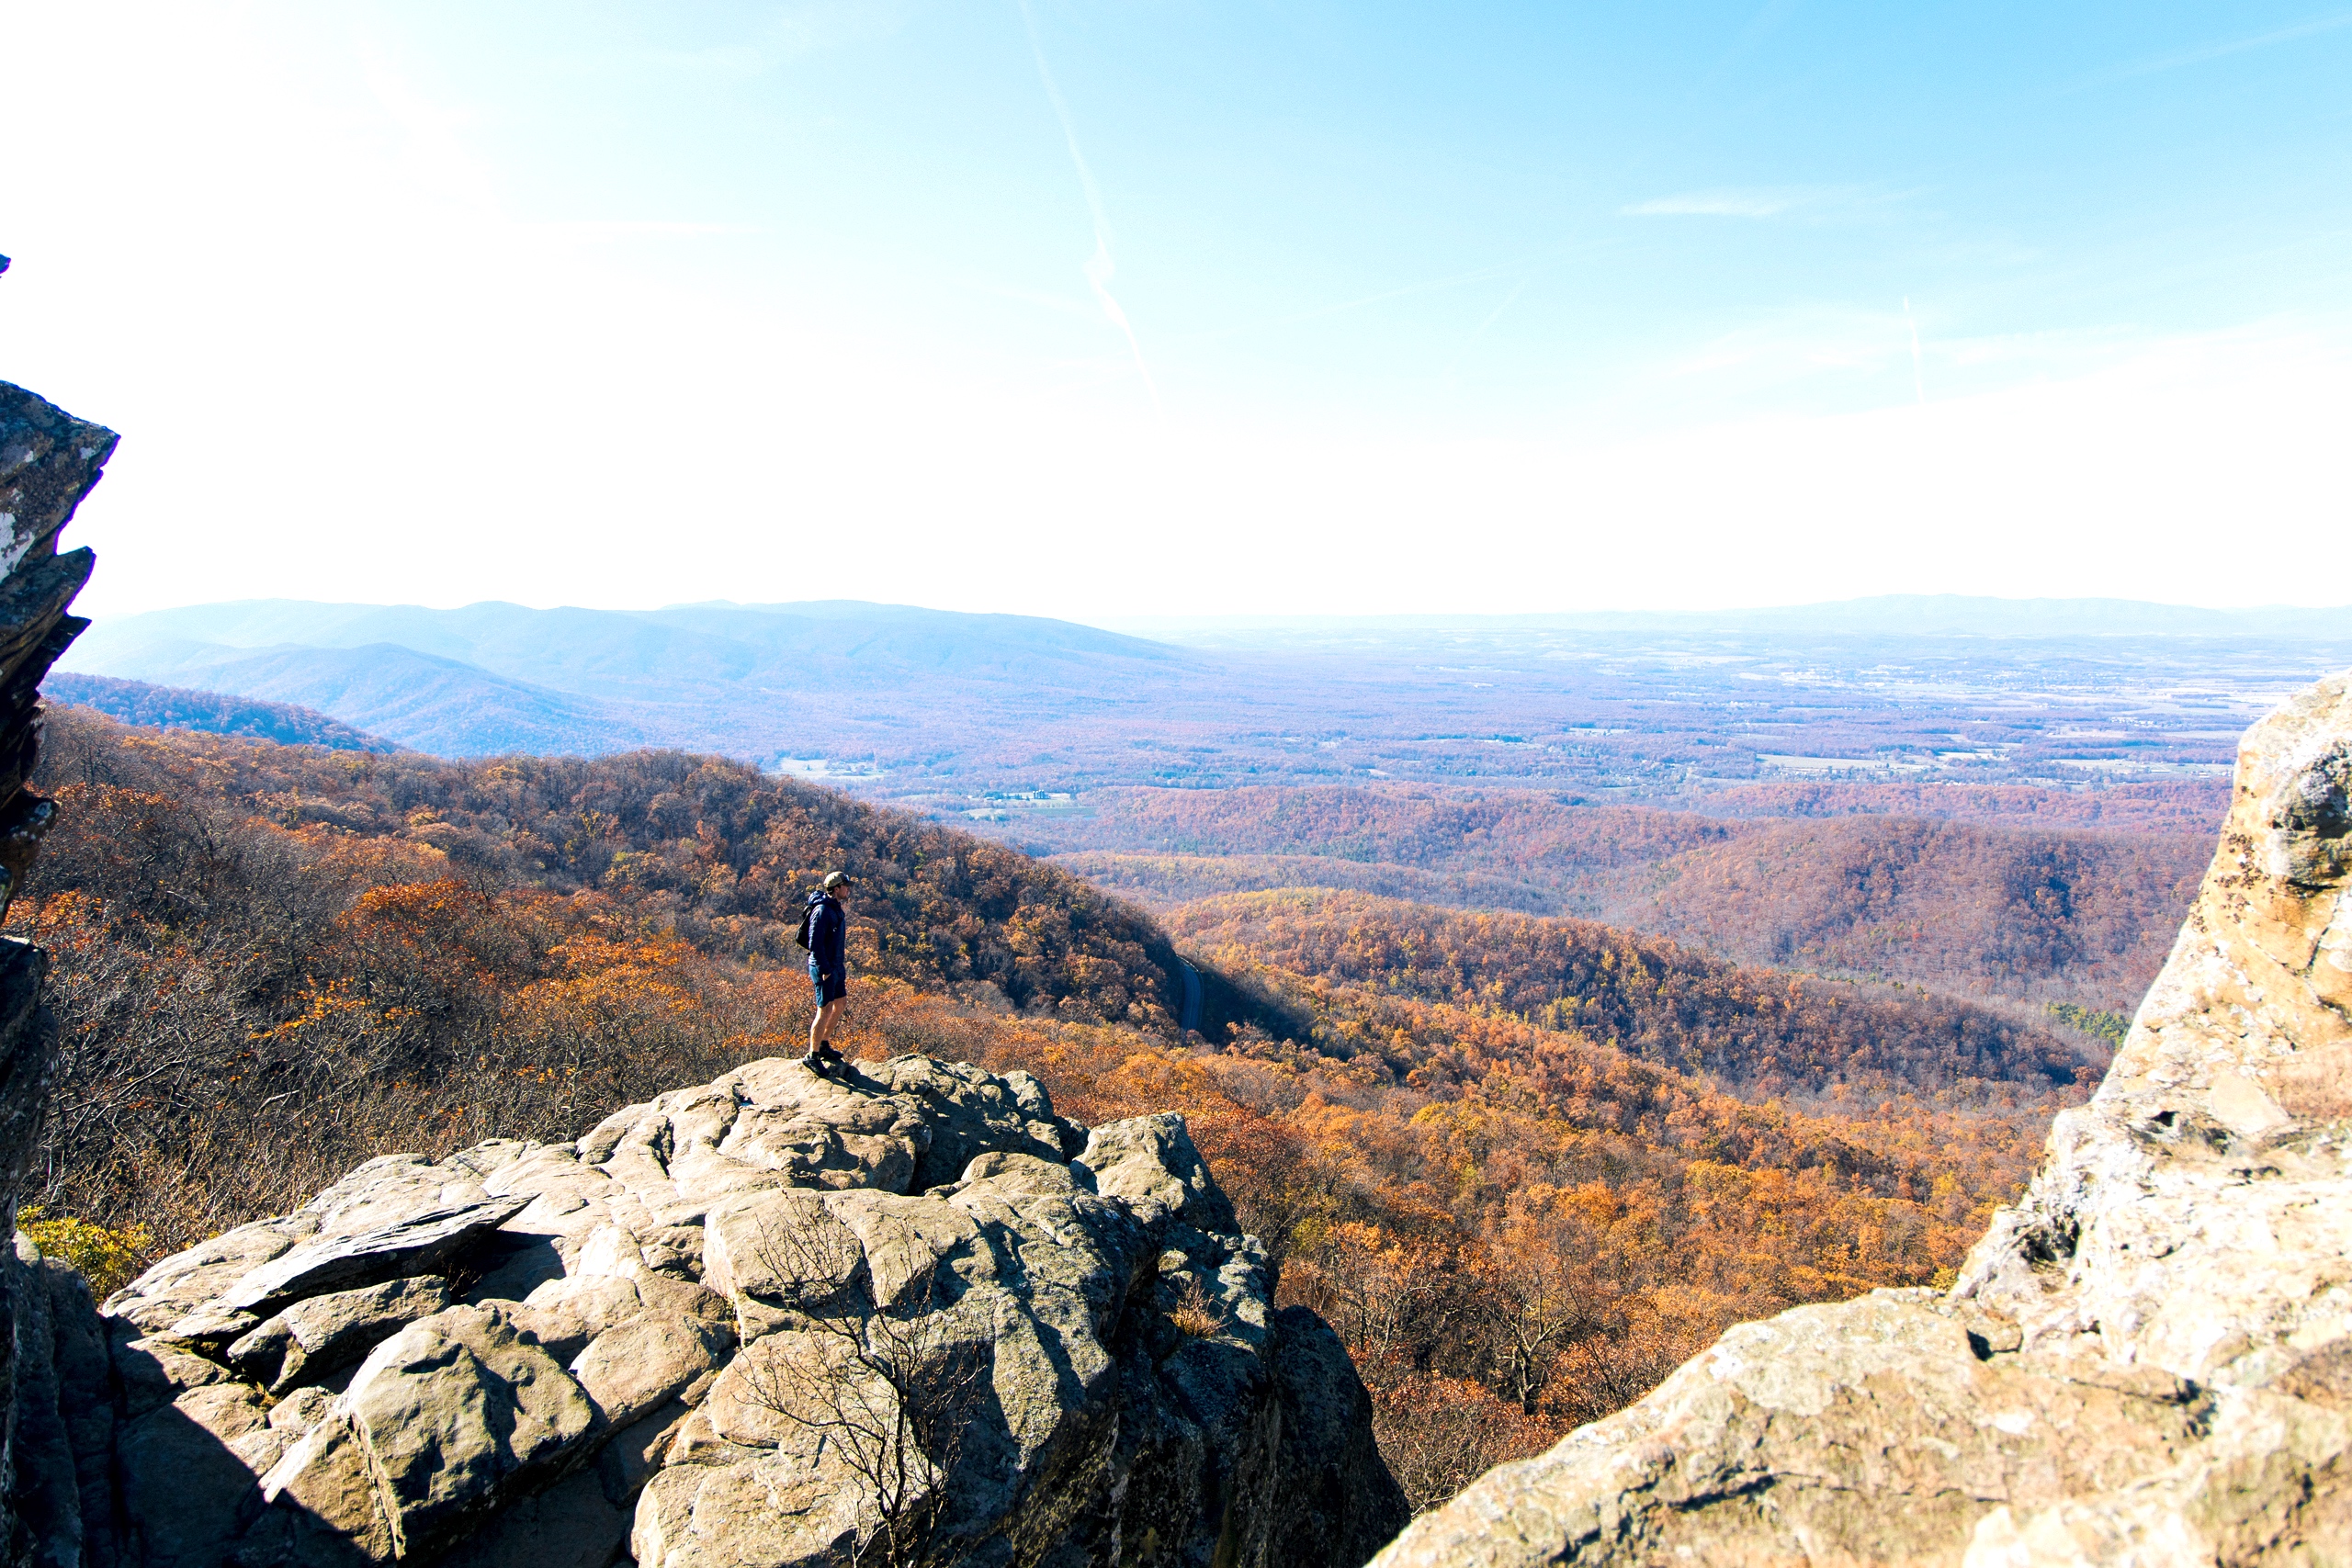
left=22, top=710, right=2093, bottom=1513
left=1024, top=782, right=2209, bottom=1013
left=1170, top=888, right=2103, bottom=1109
left=924, top=998, right=2030, bottom=1509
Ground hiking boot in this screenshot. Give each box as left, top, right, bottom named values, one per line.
left=801, top=1050, right=831, bottom=1076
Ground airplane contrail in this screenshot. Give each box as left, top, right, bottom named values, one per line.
left=1904, top=297, right=1927, bottom=405
left=2094, top=9, right=2352, bottom=85
left=1017, top=1, right=1161, bottom=412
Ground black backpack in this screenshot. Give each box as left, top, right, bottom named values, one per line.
left=794, top=894, right=822, bottom=951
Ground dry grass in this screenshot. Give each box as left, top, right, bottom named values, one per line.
left=1168, top=1278, right=1223, bottom=1340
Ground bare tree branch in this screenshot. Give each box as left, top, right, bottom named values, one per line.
left=731, top=1210, right=989, bottom=1568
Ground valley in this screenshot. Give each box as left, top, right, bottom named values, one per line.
left=1011, top=782, right=2211, bottom=1019
left=16, top=695, right=2161, bottom=1511
left=59, top=597, right=2351, bottom=804
left=22, top=594, right=2327, bottom=1521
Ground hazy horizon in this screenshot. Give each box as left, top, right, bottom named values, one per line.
left=72, top=588, right=2352, bottom=635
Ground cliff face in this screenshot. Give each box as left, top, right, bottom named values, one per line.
left=57, top=1054, right=1406, bottom=1568
left=0, top=256, right=114, bottom=1567
left=1374, top=673, right=2352, bottom=1568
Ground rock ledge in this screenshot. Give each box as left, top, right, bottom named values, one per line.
left=1373, top=674, right=2352, bottom=1568
left=66, top=1054, right=1406, bottom=1568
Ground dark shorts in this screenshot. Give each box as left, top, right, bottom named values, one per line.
left=808, top=962, right=847, bottom=1005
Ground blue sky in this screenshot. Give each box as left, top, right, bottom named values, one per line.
left=4, top=2, right=2348, bottom=616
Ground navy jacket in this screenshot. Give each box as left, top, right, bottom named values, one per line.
left=805, top=891, right=846, bottom=976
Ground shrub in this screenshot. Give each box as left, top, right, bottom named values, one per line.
left=16, top=1207, right=154, bottom=1298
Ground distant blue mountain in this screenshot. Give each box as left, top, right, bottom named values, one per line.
left=70, top=599, right=1182, bottom=695
left=60, top=599, right=1198, bottom=759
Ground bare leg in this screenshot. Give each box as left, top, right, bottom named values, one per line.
left=809, top=997, right=848, bottom=1058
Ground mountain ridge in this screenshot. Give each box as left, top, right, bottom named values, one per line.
left=60, top=597, right=1206, bottom=761
left=1108, top=592, right=2352, bottom=642
left=65, top=597, right=1187, bottom=694
left=41, top=671, right=398, bottom=751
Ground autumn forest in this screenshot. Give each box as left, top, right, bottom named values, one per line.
left=16, top=701, right=2213, bottom=1511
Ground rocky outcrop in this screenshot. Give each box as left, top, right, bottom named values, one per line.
left=75, top=1054, right=1405, bottom=1566
left=0, top=250, right=114, bottom=1566
left=0, top=254, right=1400, bottom=1562
left=1374, top=672, right=2352, bottom=1568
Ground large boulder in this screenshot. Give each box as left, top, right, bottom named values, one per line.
left=1268, top=1307, right=1413, bottom=1568
left=1372, top=673, right=2352, bottom=1568
left=228, top=1275, right=456, bottom=1393
left=244, top=1302, right=598, bottom=1562
left=66, top=1053, right=1401, bottom=1568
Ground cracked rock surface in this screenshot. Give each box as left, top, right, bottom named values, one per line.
left=1372, top=673, right=2352, bottom=1568
left=0, top=355, right=113, bottom=1564
left=86, top=1054, right=1405, bottom=1567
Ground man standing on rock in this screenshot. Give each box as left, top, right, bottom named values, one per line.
left=801, top=870, right=854, bottom=1075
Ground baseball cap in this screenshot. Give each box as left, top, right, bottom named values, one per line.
left=821, top=871, right=854, bottom=889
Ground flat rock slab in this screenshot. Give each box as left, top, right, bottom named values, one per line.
left=222, top=1198, right=527, bottom=1314
left=105, top=1214, right=319, bottom=1333
left=571, top=1313, right=734, bottom=1429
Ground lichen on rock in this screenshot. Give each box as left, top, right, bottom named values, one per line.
left=1372, top=672, right=2352, bottom=1568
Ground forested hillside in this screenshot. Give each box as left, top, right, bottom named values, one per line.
left=1687, top=778, right=2227, bottom=833
left=17, top=707, right=1186, bottom=1245
left=1168, top=889, right=2101, bottom=1107
left=1620, top=815, right=2204, bottom=1011
left=1024, top=783, right=2208, bottom=1013
left=16, top=711, right=2133, bottom=1511
left=45, top=673, right=397, bottom=750
left=38, top=705, right=1181, bottom=1015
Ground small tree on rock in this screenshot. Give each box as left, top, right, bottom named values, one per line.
left=735, top=1212, right=989, bottom=1568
